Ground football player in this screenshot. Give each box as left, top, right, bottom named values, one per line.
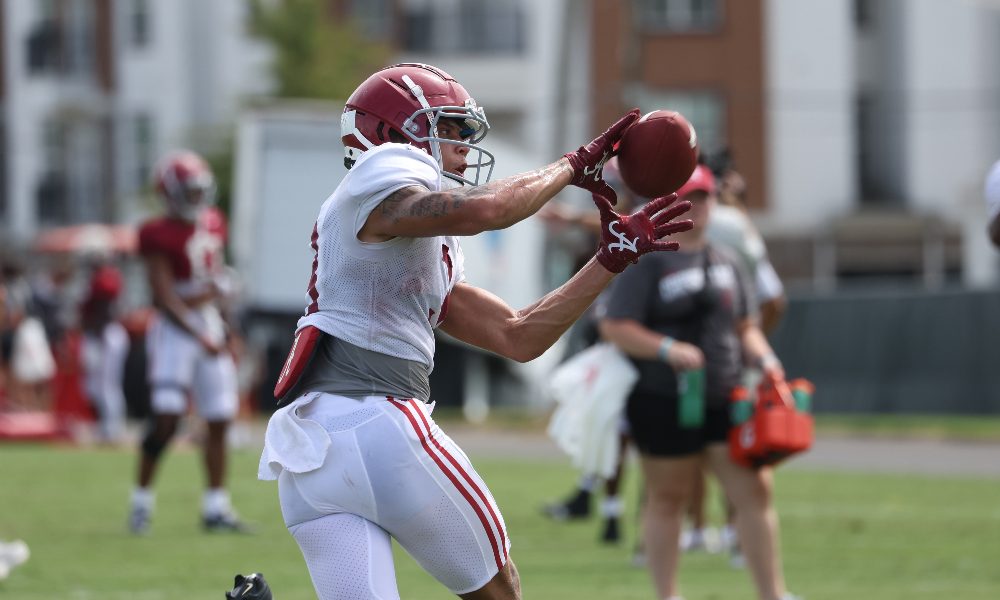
left=257, top=63, right=692, bottom=600
left=129, top=151, right=247, bottom=534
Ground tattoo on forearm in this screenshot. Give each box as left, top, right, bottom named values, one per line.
left=381, top=185, right=493, bottom=222
left=406, top=192, right=465, bottom=218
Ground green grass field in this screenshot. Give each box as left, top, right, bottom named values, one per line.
left=440, top=409, right=1000, bottom=442
left=1, top=441, right=999, bottom=599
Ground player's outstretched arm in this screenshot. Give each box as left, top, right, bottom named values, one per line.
left=440, top=260, right=614, bottom=363
left=439, top=194, right=692, bottom=362
left=361, top=111, right=641, bottom=240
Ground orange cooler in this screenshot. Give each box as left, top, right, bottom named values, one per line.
left=729, top=376, right=814, bottom=468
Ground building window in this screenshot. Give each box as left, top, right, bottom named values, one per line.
left=854, top=0, right=873, bottom=31
left=65, top=0, right=95, bottom=76
left=350, top=0, right=392, bottom=39
left=131, top=0, right=150, bottom=47
left=402, top=0, right=524, bottom=54
left=134, top=114, right=155, bottom=191
left=37, top=120, right=68, bottom=224
left=629, top=88, right=726, bottom=158
left=26, top=0, right=62, bottom=74
left=635, top=0, right=723, bottom=33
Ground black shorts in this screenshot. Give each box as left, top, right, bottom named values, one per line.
left=625, top=391, right=732, bottom=457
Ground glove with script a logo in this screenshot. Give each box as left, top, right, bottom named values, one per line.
left=563, top=109, right=641, bottom=201
left=593, top=193, right=693, bottom=273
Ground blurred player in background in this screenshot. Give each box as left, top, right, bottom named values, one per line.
left=128, top=151, right=247, bottom=534
left=986, top=158, right=1000, bottom=248
left=80, top=262, right=130, bottom=445
left=257, top=63, right=692, bottom=600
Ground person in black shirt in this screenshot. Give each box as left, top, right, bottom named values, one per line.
left=599, top=165, right=797, bottom=600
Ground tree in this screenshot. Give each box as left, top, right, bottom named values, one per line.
left=249, top=0, right=391, bottom=100
left=204, top=1, right=389, bottom=219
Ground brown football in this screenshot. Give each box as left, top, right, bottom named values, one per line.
left=616, top=110, right=699, bottom=198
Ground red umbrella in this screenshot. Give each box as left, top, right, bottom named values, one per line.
left=33, top=224, right=137, bottom=255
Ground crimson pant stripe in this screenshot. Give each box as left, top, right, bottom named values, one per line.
left=386, top=397, right=504, bottom=570
left=405, top=398, right=508, bottom=562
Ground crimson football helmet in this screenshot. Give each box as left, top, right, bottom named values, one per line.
left=341, top=63, right=495, bottom=186
left=153, top=150, right=217, bottom=221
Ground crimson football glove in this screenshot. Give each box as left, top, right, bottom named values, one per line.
left=563, top=109, right=641, bottom=201
left=593, top=193, right=693, bottom=273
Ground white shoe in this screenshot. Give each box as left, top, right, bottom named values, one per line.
left=701, top=526, right=722, bottom=553
left=729, top=549, right=746, bottom=569
left=0, top=540, right=29, bottom=579
left=0, top=540, right=29, bottom=567
left=719, top=524, right=738, bottom=548
left=680, top=528, right=705, bottom=552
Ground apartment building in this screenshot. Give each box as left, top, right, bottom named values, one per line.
left=592, top=0, right=1000, bottom=287
left=0, top=0, right=270, bottom=244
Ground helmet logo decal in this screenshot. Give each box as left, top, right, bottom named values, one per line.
left=341, top=110, right=375, bottom=149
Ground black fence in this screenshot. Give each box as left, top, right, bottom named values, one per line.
left=771, top=288, right=1000, bottom=414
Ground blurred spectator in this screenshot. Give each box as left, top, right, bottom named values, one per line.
left=687, top=150, right=789, bottom=564
left=1, top=261, right=56, bottom=411
left=539, top=158, right=641, bottom=544
left=599, top=165, right=798, bottom=600
left=986, top=159, right=1000, bottom=248
left=80, top=262, right=130, bottom=444
left=707, top=150, right=786, bottom=334
left=28, top=258, right=77, bottom=346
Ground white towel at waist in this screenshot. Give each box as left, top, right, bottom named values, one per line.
left=258, top=393, right=330, bottom=480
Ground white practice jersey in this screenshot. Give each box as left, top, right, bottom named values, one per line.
left=296, top=143, right=466, bottom=369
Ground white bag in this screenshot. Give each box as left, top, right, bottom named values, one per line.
left=11, top=317, right=56, bottom=383
left=546, top=343, right=638, bottom=479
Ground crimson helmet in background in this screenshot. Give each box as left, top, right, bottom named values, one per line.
left=87, top=264, right=123, bottom=302
left=153, top=151, right=217, bottom=221
left=341, top=63, right=495, bottom=186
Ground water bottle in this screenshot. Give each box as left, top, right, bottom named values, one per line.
left=789, top=379, right=815, bottom=413
left=729, top=385, right=753, bottom=425
left=677, top=368, right=705, bottom=428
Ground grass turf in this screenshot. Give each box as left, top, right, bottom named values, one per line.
left=1, top=442, right=998, bottom=599
left=436, top=408, right=1000, bottom=443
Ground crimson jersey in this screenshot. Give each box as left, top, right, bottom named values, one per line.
left=138, top=207, right=228, bottom=300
